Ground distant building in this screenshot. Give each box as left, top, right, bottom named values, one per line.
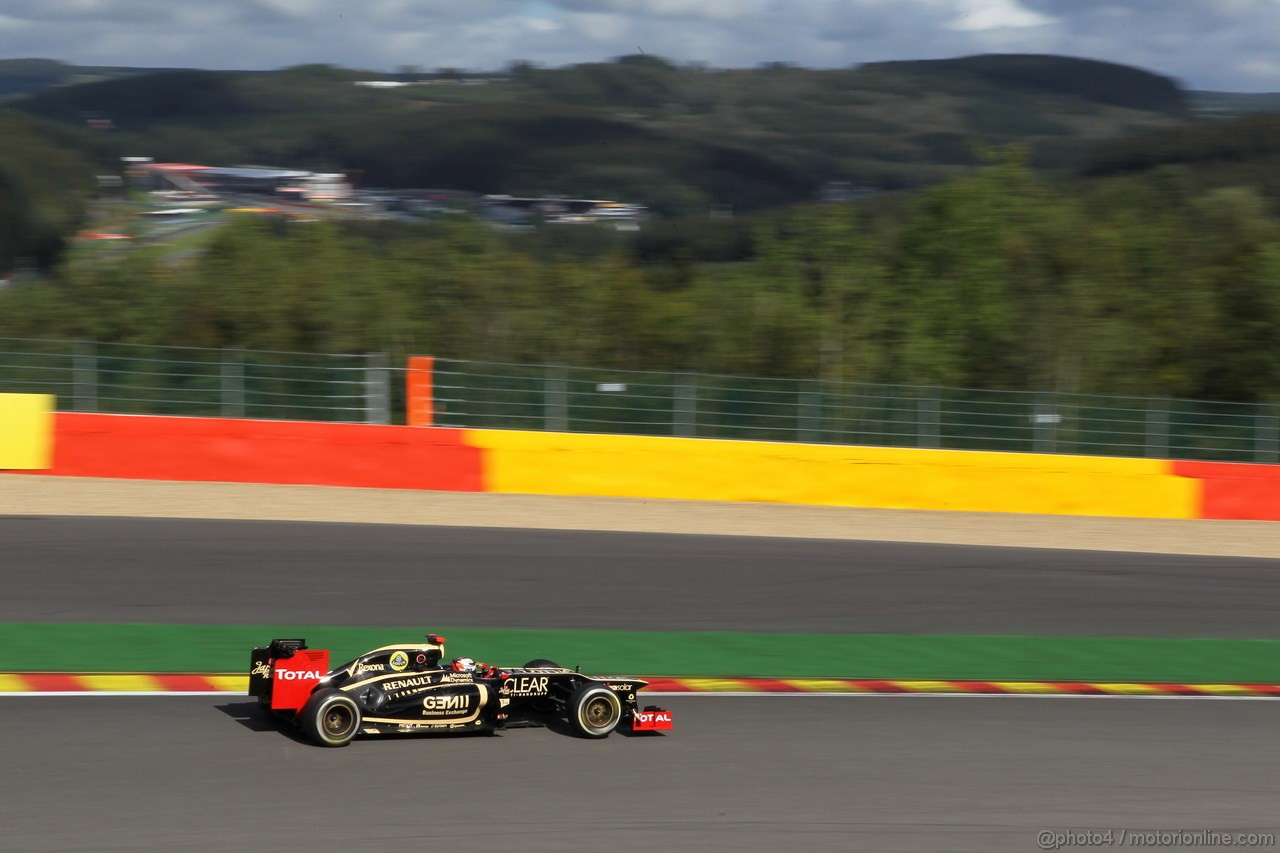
left=278, top=173, right=354, bottom=202
left=819, top=181, right=882, bottom=203
left=479, top=195, right=650, bottom=228
left=135, top=162, right=353, bottom=202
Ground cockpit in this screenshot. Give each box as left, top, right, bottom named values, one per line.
left=329, top=636, right=448, bottom=686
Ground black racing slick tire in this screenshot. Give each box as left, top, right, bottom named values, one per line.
left=523, top=659, right=560, bottom=668
left=567, top=683, right=623, bottom=739
left=299, top=690, right=362, bottom=747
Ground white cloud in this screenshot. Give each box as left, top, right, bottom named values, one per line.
left=527, top=17, right=561, bottom=32
left=567, top=11, right=633, bottom=43
left=1239, top=57, right=1280, bottom=81
left=253, top=0, right=330, bottom=19
left=0, top=14, right=31, bottom=33
left=640, top=0, right=772, bottom=23
left=951, top=0, right=1056, bottom=31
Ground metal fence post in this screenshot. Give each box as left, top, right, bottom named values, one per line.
left=1145, top=398, right=1170, bottom=459
left=1032, top=393, right=1059, bottom=454
left=798, top=382, right=821, bottom=443
left=1256, top=408, right=1280, bottom=464
left=546, top=364, right=568, bottom=431
left=917, top=392, right=940, bottom=449
left=365, top=353, right=390, bottom=424
left=73, top=340, right=97, bottom=412
left=221, top=347, right=245, bottom=418
left=675, top=373, right=697, bottom=437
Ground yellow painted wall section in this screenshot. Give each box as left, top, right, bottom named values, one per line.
left=465, top=429, right=1199, bottom=519
left=0, top=393, right=54, bottom=469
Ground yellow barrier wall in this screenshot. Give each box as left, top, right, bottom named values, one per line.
left=0, top=393, right=54, bottom=469
left=466, top=429, right=1199, bottom=519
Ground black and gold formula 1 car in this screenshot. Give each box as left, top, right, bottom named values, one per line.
left=249, top=633, right=673, bottom=747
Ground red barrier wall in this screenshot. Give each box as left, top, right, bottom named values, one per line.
left=21, top=411, right=1280, bottom=522
left=1171, top=461, right=1280, bottom=521
left=38, top=413, right=484, bottom=491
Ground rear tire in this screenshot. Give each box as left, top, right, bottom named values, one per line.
left=299, top=690, right=361, bottom=747
left=567, top=683, right=622, bottom=739
left=523, top=658, right=559, bottom=668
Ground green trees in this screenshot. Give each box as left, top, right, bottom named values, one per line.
left=0, top=114, right=96, bottom=276
left=5, top=150, right=1280, bottom=405
left=1186, top=186, right=1280, bottom=401
left=725, top=154, right=1280, bottom=402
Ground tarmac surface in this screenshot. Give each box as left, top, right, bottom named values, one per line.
left=1, top=694, right=1277, bottom=853
left=4, top=515, right=1280, bottom=636
left=4, top=476, right=1280, bottom=850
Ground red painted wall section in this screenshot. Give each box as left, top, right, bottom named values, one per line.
left=42, top=413, right=484, bottom=491
left=1172, top=460, right=1280, bottom=521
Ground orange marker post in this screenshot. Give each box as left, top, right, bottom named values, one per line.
left=406, top=355, right=435, bottom=427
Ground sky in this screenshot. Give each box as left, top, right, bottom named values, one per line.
left=2, top=0, right=1279, bottom=92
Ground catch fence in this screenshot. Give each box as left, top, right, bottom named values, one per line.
left=0, top=338, right=389, bottom=423
left=429, top=358, right=1280, bottom=463
left=1, top=338, right=1276, bottom=463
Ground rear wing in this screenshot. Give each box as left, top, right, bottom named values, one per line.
left=249, top=639, right=330, bottom=713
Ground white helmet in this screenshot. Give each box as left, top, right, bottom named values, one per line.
left=451, top=657, right=476, bottom=673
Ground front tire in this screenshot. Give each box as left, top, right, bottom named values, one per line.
left=299, top=690, right=361, bottom=747
left=567, top=683, right=622, bottom=739
left=523, top=658, right=559, bottom=668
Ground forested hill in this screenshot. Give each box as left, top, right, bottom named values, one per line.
left=0, top=58, right=193, bottom=98
left=860, top=54, right=1187, bottom=116
left=9, top=53, right=1191, bottom=215
left=1080, top=112, right=1280, bottom=209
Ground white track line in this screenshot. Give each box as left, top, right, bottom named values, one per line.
left=0, top=691, right=1277, bottom=701
left=0, top=691, right=236, bottom=697
left=646, top=692, right=1280, bottom=701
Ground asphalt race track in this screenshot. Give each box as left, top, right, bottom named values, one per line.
left=1, top=694, right=1278, bottom=852
left=2, top=516, right=1280, bottom=636
left=4, top=515, right=1280, bottom=851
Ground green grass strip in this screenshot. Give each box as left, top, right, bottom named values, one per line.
left=3, top=623, right=1280, bottom=683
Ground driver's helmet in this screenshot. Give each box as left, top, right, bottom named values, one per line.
left=451, top=657, right=476, bottom=673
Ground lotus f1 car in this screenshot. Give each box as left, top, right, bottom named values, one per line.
left=249, top=634, right=673, bottom=747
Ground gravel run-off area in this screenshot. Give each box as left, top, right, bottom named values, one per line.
left=3, top=473, right=1280, bottom=558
